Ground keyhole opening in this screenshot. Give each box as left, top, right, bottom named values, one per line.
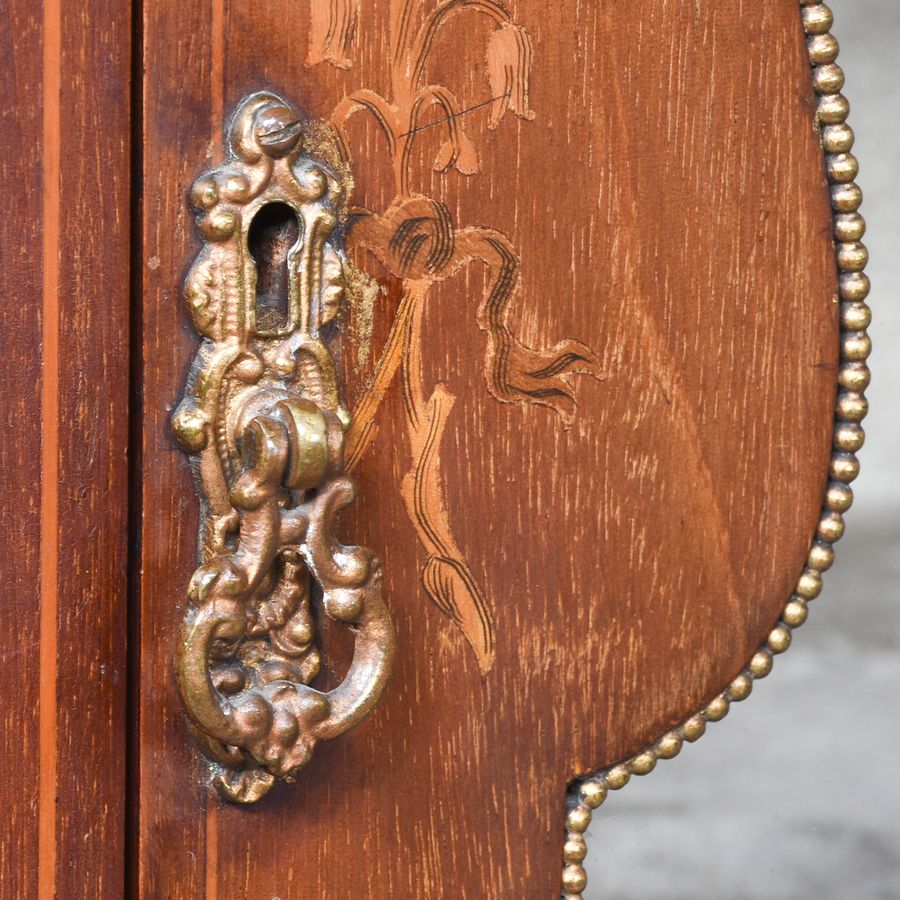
left=248, top=202, right=300, bottom=333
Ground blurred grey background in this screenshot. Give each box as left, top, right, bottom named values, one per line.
left=584, top=2, right=900, bottom=897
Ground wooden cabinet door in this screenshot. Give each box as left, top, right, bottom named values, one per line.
left=1, top=1, right=868, bottom=897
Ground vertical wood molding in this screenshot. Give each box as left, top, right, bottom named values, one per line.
left=136, top=1, right=213, bottom=893
left=38, top=2, right=60, bottom=896
left=0, top=0, right=132, bottom=893
left=0, top=0, right=43, bottom=894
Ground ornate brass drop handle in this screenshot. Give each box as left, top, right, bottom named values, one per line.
left=171, top=92, right=395, bottom=804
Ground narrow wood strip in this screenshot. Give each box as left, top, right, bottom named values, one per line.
left=206, top=796, right=218, bottom=900
left=38, top=0, right=60, bottom=895
left=1, top=2, right=44, bottom=892
left=206, top=6, right=225, bottom=893
left=125, top=1, right=146, bottom=891
left=136, top=0, right=215, bottom=888
left=52, top=3, right=132, bottom=892
left=211, top=0, right=224, bottom=159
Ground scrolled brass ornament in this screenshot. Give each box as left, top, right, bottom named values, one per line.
left=172, top=91, right=395, bottom=804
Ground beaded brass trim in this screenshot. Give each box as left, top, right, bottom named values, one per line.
left=560, top=4, right=870, bottom=895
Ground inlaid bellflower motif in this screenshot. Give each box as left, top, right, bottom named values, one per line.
left=486, top=21, right=536, bottom=127
left=305, top=0, right=359, bottom=69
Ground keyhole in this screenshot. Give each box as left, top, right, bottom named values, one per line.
left=248, top=202, right=300, bottom=333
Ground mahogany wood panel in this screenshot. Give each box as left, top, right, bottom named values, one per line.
left=0, top=2, right=43, bottom=893
left=135, top=1, right=839, bottom=897
left=0, top=1, right=132, bottom=897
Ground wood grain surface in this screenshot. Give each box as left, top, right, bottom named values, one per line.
left=134, top=1, right=839, bottom=897
left=0, top=0, right=132, bottom=897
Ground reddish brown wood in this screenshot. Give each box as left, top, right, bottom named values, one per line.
left=0, top=2, right=43, bottom=894
left=0, top=1, right=132, bottom=897
left=133, top=3, right=215, bottom=895
left=53, top=4, right=132, bottom=894
left=136, top=1, right=838, bottom=896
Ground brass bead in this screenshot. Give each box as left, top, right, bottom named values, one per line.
left=824, top=483, right=853, bottom=513
left=296, top=166, right=328, bottom=201
left=727, top=674, right=753, bottom=702
left=808, top=33, right=840, bottom=65
left=681, top=715, right=707, bottom=742
left=750, top=650, right=774, bottom=679
left=171, top=407, right=208, bottom=452
left=782, top=599, right=809, bottom=628
left=836, top=389, right=869, bottom=422
left=222, top=174, right=250, bottom=201
left=704, top=694, right=730, bottom=722
left=836, top=240, right=868, bottom=271
left=827, top=153, right=859, bottom=184
left=807, top=541, right=835, bottom=572
left=628, top=752, right=657, bottom=776
left=605, top=765, right=631, bottom=790
left=562, top=865, right=587, bottom=893
left=833, top=211, right=865, bottom=242
left=841, top=331, right=872, bottom=362
left=206, top=210, right=237, bottom=240
left=822, top=123, right=855, bottom=154
left=580, top=781, right=607, bottom=809
left=796, top=568, right=823, bottom=600
left=802, top=3, right=833, bottom=34
left=817, top=507, right=846, bottom=540
left=326, top=589, right=364, bottom=622
left=566, top=804, right=591, bottom=834
left=831, top=182, right=863, bottom=212
left=768, top=625, right=793, bottom=654
left=563, top=835, right=587, bottom=863
left=830, top=452, right=860, bottom=483
left=190, top=176, right=219, bottom=209
left=840, top=302, right=871, bottom=332
left=656, top=732, right=683, bottom=760
left=839, top=271, right=870, bottom=301
left=834, top=422, right=865, bottom=453
left=812, top=63, right=843, bottom=94
left=837, top=363, right=870, bottom=393
left=274, top=355, right=297, bottom=377
left=817, top=93, right=849, bottom=124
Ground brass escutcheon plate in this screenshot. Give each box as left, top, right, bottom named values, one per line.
left=172, top=92, right=395, bottom=804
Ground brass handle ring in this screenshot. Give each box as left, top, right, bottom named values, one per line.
left=172, top=92, right=395, bottom=804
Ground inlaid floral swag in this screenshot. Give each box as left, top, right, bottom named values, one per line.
left=308, top=0, right=600, bottom=673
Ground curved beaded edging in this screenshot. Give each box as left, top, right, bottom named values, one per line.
left=560, top=4, right=870, bottom=896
